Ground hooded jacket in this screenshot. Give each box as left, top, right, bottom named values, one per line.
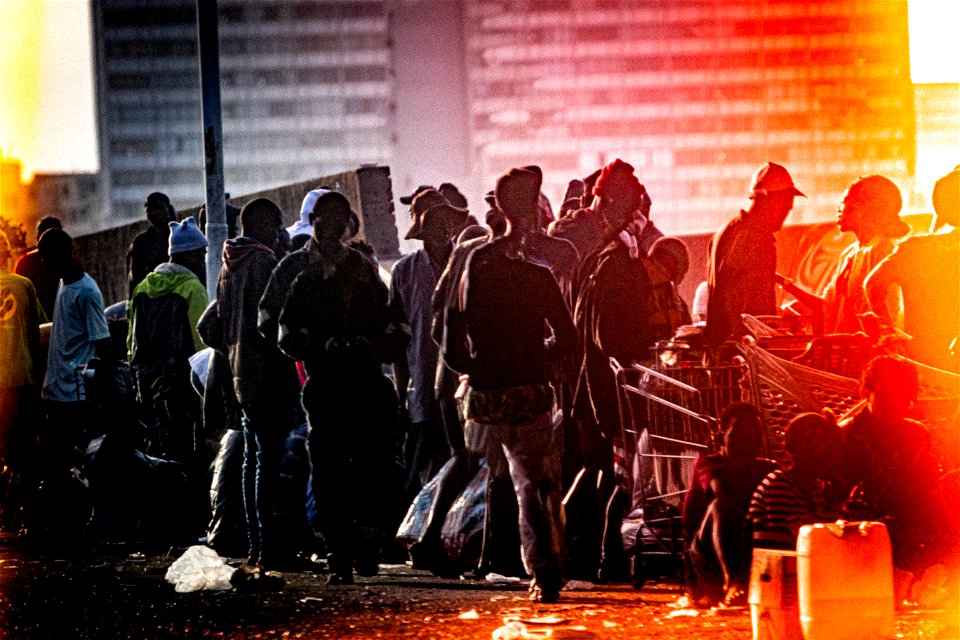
left=127, top=262, right=208, bottom=365
left=203, top=237, right=288, bottom=406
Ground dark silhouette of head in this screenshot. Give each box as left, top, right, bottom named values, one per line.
left=37, top=228, right=77, bottom=277
left=310, top=191, right=353, bottom=245
left=932, top=168, right=960, bottom=229
left=239, top=198, right=283, bottom=248
left=838, top=175, right=907, bottom=240
left=719, top=402, right=763, bottom=460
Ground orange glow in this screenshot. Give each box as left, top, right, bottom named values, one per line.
left=0, top=2, right=44, bottom=177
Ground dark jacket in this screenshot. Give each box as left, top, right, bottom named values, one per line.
left=201, top=237, right=295, bottom=409
left=258, top=247, right=309, bottom=345
left=15, top=249, right=59, bottom=320
left=277, top=245, right=389, bottom=378
left=127, top=226, right=169, bottom=299
left=573, top=241, right=688, bottom=437
left=456, top=237, right=576, bottom=392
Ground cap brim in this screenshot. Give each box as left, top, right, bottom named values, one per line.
left=792, top=187, right=807, bottom=198
left=399, top=196, right=414, bottom=205
left=404, top=222, right=423, bottom=240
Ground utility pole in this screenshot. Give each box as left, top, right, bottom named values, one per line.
left=197, top=0, right=226, bottom=299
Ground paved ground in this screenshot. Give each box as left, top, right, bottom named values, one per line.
left=0, top=543, right=957, bottom=639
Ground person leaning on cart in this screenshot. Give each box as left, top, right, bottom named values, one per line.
left=704, top=162, right=805, bottom=346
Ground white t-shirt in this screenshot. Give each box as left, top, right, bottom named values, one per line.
left=42, top=273, right=110, bottom=402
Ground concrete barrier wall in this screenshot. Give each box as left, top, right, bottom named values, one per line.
left=74, top=166, right=400, bottom=306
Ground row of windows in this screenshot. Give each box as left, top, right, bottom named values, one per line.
left=106, top=39, right=197, bottom=59
left=224, top=97, right=389, bottom=118
left=108, top=72, right=196, bottom=90
left=108, top=64, right=389, bottom=92
left=219, top=1, right=384, bottom=23
left=113, top=168, right=202, bottom=187
left=102, top=6, right=194, bottom=28
left=221, top=65, right=389, bottom=87
left=109, top=103, right=200, bottom=125
left=219, top=33, right=387, bottom=56
left=483, top=15, right=896, bottom=45
left=105, top=34, right=385, bottom=61
left=109, top=127, right=388, bottom=159
left=103, top=2, right=383, bottom=29
left=110, top=135, right=205, bottom=157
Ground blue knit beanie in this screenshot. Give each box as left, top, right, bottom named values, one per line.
left=168, top=217, right=208, bottom=255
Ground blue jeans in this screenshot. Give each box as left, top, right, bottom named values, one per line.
left=241, top=404, right=286, bottom=562
left=481, top=409, right=564, bottom=584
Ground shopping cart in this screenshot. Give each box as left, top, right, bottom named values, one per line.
left=610, top=356, right=744, bottom=585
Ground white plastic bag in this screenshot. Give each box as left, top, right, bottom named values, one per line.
left=164, top=545, right=234, bottom=592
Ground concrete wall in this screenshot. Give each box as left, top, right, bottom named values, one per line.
left=75, top=166, right=400, bottom=306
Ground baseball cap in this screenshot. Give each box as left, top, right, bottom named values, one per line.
left=750, top=162, right=806, bottom=198
left=400, top=184, right=435, bottom=205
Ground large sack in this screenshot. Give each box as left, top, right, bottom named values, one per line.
left=396, top=457, right=459, bottom=549
left=441, top=461, right=488, bottom=569
left=207, top=429, right=246, bottom=556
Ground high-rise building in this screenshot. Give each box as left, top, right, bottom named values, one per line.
left=463, top=0, right=915, bottom=233
left=92, top=0, right=395, bottom=226
left=913, top=82, right=960, bottom=208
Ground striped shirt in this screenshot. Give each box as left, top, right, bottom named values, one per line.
left=748, top=470, right=835, bottom=550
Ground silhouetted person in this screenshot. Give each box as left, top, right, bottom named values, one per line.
left=683, top=403, right=778, bottom=607
left=749, top=413, right=842, bottom=550
left=277, top=190, right=396, bottom=584
left=705, top=162, right=805, bottom=345
left=450, top=167, right=576, bottom=603
left=778, top=175, right=908, bottom=334
left=127, top=217, right=208, bottom=462
left=841, top=356, right=949, bottom=574
left=127, top=192, right=177, bottom=299
left=15, top=215, right=62, bottom=319
left=865, top=168, right=960, bottom=372
left=199, top=198, right=300, bottom=569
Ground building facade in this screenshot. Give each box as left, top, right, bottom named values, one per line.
left=92, top=0, right=395, bottom=226
left=92, top=0, right=918, bottom=236
left=463, top=0, right=915, bottom=233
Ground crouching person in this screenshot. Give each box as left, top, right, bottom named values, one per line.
left=682, top=402, right=778, bottom=607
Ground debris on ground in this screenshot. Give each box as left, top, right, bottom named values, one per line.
left=164, top=545, right=234, bottom=593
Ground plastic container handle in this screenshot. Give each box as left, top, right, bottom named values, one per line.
left=825, top=520, right=872, bottom=538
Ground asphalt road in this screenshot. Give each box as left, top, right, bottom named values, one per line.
left=0, top=543, right=956, bottom=640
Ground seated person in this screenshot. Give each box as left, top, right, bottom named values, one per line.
left=683, top=402, right=778, bottom=607
left=841, top=356, right=950, bottom=575
left=749, top=412, right=843, bottom=550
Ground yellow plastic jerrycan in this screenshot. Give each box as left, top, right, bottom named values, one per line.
left=796, top=521, right=894, bottom=640
left=749, top=548, right=803, bottom=640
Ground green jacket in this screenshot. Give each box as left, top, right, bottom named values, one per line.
left=127, top=262, right=208, bottom=361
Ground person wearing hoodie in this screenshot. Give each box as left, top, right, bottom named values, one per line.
left=127, top=217, right=209, bottom=462
left=199, top=197, right=300, bottom=569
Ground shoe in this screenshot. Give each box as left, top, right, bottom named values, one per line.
left=354, top=556, right=380, bottom=577
left=529, top=577, right=561, bottom=604
left=327, top=553, right=354, bottom=585
left=328, top=571, right=354, bottom=585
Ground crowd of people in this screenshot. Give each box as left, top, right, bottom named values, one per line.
left=0, top=159, right=957, bottom=606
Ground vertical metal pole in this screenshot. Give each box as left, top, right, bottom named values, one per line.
left=197, top=0, right=226, bottom=300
